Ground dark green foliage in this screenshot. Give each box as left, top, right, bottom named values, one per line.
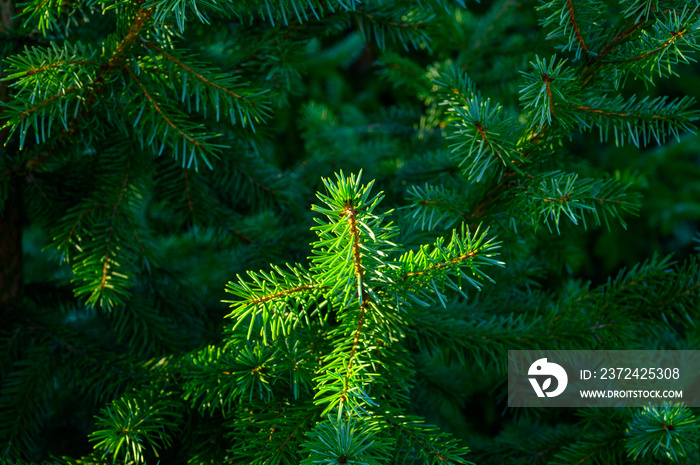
left=625, top=404, right=700, bottom=461
left=2, top=0, right=700, bottom=464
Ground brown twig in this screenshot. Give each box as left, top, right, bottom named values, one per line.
left=342, top=200, right=369, bottom=397
left=248, top=285, right=320, bottom=305
left=565, top=0, right=588, bottom=54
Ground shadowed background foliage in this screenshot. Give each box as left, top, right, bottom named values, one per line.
left=1, top=0, right=700, bottom=463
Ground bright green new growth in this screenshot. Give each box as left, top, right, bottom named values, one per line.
left=310, top=171, right=401, bottom=309
left=221, top=171, right=501, bottom=461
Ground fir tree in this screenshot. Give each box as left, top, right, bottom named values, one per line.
left=1, top=0, right=700, bottom=464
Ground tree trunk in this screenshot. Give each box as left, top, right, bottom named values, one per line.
left=0, top=178, right=22, bottom=306
left=0, top=0, right=21, bottom=307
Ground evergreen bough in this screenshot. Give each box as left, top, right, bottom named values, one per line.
left=1, top=0, right=700, bottom=464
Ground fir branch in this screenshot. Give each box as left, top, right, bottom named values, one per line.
left=124, top=65, right=225, bottom=170
left=559, top=254, right=700, bottom=336
left=339, top=197, right=372, bottom=409
left=352, top=4, right=435, bottom=50
left=344, top=199, right=366, bottom=291
left=600, top=7, right=700, bottom=87
left=126, top=67, right=200, bottom=150
left=249, top=285, right=321, bottom=305
left=613, top=28, right=686, bottom=64
left=622, top=0, right=660, bottom=23
left=300, top=415, right=392, bottom=464
left=23, top=60, right=98, bottom=76
left=380, top=413, right=472, bottom=464
left=518, top=171, right=642, bottom=232
left=573, top=93, right=698, bottom=146
left=625, top=403, right=700, bottom=461
left=224, top=265, right=327, bottom=343
left=1, top=53, right=84, bottom=148
left=435, top=66, right=527, bottom=181
left=48, top=9, right=155, bottom=145
left=139, top=39, right=270, bottom=129
left=100, top=171, right=129, bottom=291
left=141, top=40, right=251, bottom=101
left=13, top=84, right=77, bottom=121
left=107, top=8, right=154, bottom=69
left=579, top=17, right=649, bottom=86
left=309, top=174, right=403, bottom=417
left=537, top=0, right=606, bottom=59
left=395, top=225, right=503, bottom=308
left=89, top=387, right=182, bottom=464
left=310, top=171, right=399, bottom=307
left=411, top=302, right=613, bottom=372
left=228, top=402, right=318, bottom=463
left=565, top=0, right=589, bottom=54
left=404, top=183, right=469, bottom=230
left=344, top=300, right=369, bottom=404
left=401, top=252, right=478, bottom=279
left=520, top=55, right=581, bottom=130
left=1, top=10, right=156, bottom=151
left=16, top=0, right=73, bottom=34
